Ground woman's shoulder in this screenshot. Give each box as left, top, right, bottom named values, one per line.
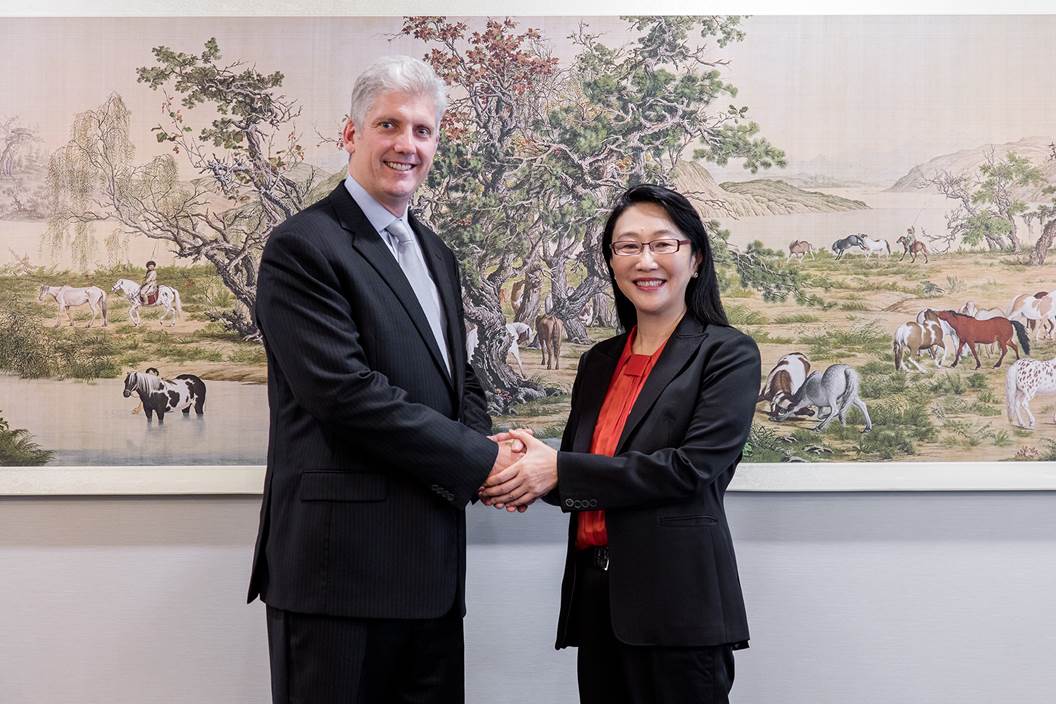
left=703, top=324, right=761, bottom=373
left=707, top=322, right=757, bottom=347
left=579, top=331, right=628, bottom=366
left=684, top=320, right=760, bottom=367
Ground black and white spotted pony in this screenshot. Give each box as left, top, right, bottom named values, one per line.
left=122, top=370, right=207, bottom=424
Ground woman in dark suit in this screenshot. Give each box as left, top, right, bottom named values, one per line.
left=482, top=184, right=760, bottom=703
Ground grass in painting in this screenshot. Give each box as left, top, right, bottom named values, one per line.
left=1, top=266, right=265, bottom=381
left=0, top=413, right=52, bottom=465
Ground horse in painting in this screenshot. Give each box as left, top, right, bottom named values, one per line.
left=933, top=310, right=1030, bottom=369
left=772, top=363, right=872, bottom=432
left=38, top=284, right=108, bottom=328
left=1006, top=358, right=1056, bottom=429
left=122, top=370, right=206, bottom=424
left=111, top=279, right=183, bottom=327
left=787, top=240, right=816, bottom=261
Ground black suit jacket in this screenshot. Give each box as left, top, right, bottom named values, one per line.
left=552, top=314, right=760, bottom=648
left=247, top=184, right=497, bottom=620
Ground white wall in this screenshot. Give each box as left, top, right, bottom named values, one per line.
left=2, top=492, right=1055, bottom=704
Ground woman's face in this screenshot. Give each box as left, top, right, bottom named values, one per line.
left=609, top=202, right=702, bottom=322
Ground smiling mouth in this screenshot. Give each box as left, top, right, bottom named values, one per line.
left=634, top=279, right=666, bottom=290
left=385, top=161, right=415, bottom=172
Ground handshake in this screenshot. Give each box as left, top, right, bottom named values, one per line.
left=480, top=428, right=558, bottom=513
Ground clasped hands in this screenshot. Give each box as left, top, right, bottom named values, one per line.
left=481, top=429, right=557, bottom=512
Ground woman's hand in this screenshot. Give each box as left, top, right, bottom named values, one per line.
left=479, top=429, right=557, bottom=509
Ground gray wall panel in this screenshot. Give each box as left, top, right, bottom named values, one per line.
left=1, top=493, right=1054, bottom=703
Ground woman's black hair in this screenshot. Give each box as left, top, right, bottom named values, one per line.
left=600, top=183, right=728, bottom=331
left=146, top=260, right=157, bottom=268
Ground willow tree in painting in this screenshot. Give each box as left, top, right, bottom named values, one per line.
left=46, top=39, right=319, bottom=338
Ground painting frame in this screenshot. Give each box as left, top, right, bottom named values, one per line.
left=3, top=1, right=1056, bottom=495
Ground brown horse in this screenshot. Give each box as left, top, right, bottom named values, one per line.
left=535, top=313, right=564, bottom=370
left=934, top=310, right=1030, bottom=369
left=787, top=240, right=815, bottom=261
left=896, top=234, right=929, bottom=263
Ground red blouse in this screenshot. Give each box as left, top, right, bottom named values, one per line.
left=575, top=327, right=668, bottom=549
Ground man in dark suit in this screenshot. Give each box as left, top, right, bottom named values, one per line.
left=248, top=55, right=519, bottom=704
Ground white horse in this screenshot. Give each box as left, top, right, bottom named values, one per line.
left=465, top=321, right=533, bottom=377
left=37, top=284, right=108, bottom=327
left=960, top=300, right=1004, bottom=320
left=111, top=279, right=183, bottom=327
left=859, top=236, right=891, bottom=257
left=1006, top=358, right=1056, bottom=429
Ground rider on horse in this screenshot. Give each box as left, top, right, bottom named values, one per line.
left=139, top=261, right=159, bottom=306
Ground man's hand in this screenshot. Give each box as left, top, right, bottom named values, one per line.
left=486, top=432, right=529, bottom=512
left=479, top=429, right=557, bottom=510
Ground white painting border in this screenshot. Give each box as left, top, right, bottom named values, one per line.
left=3, top=2, right=1055, bottom=494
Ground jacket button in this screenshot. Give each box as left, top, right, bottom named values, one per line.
left=564, top=499, right=573, bottom=507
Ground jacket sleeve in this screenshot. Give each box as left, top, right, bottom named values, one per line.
left=541, top=349, right=590, bottom=507
left=453, top=260, right=492, bottom=435
left=554, top=333, right=760, bottom=511
left=255, top=227, right=497, bottom=507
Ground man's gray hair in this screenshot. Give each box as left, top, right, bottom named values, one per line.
left=349, top=55, right=449, bottom=129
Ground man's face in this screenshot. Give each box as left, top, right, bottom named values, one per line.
left=343, top=90, right=439, bottom=216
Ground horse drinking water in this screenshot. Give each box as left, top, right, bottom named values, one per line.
left=122, top=370, right=206, bottom=424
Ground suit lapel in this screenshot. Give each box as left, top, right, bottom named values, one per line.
left=570, top=335, right=624, bottom=452
left=615, top=316, right=708, bottom=454
left=329, top=186, right=453, bottom=388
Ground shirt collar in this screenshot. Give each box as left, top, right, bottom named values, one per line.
left=343, top=174, right=408, bottom=235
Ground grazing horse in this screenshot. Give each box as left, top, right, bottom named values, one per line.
left=772, top=363, right=872, bottom=432
left=111, top=279, right=183, bottom=327
left=1007, top=291, right=1056, bottom=340
left=37, top=284, right=108, bottom=328
left=831, top=234, right=867, bottom=261
left=758, top=352, right=814, bottom=417
left=859, top=236, right=892, bottom=257
left=536, top=313, right=564, bottom=370
left=934, top=310, right=1030, bottom=369
left=893, top=318, right=946, bottom=372
left=1006, top=358, right=1056, bottom=429
left=787, top=240, right=816, bottom=261
left=896, top=235, right=929, bottom=263
left=122, top=370, right=206, bottom=424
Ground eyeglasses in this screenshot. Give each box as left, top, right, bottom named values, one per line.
left=610, top=239, right=692, bottom=256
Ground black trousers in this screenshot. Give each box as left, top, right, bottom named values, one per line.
left=266, top=605, right=465, bottom=704
left=569, top=550, right=736, bottom=704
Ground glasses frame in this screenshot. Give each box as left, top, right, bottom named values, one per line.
left=610, top=238, right=692, bottom=256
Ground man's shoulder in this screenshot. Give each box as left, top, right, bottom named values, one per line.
left=269, top=196, right=342, bottom=244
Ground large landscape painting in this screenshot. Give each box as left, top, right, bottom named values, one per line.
left=0, top=15, right=1054, bottom=471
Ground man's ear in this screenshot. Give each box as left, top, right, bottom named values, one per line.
left=342, top=119, right=356, bottom=157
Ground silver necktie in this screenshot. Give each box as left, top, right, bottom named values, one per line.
left=386, top=219, right=451, bottom=375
